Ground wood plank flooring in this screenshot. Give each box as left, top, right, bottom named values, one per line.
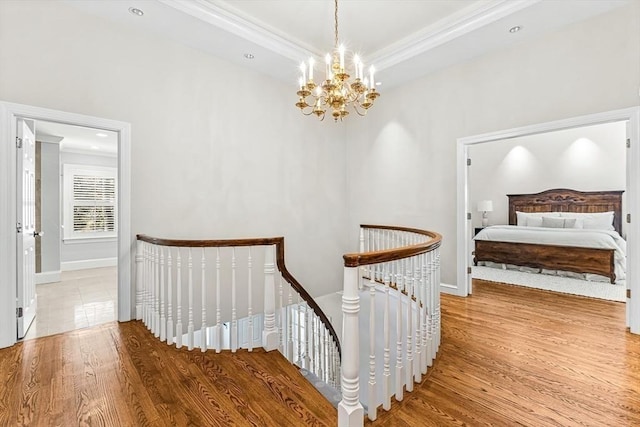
left=0, top=321, right=336, bottom=426
left=2, top=280, right=638, bottom=426
left=367, top=280, right=640, bottom=426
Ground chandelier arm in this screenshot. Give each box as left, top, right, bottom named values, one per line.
left=352, top=103, right=367, bottom=117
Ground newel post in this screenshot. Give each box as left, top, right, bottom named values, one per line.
left=338, top=266, right=364, bottom=427
left=262, top=244, right=278, bottom=351
left=135, top=239, right=143, bottom=320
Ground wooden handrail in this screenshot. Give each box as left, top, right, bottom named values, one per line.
left=136, top=234, right=341, bottom=358
left=343, top=225, right=442, bottom=267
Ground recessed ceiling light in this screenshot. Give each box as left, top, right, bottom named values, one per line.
left=244, top=53, right=255, bottom=60
left=376, top=82, right=382, bottom=86
left=129, top=7, right=144, bottom=17
left=509, top=26, right=522, bottom=33
left=96, top=132, right=108, bottom=138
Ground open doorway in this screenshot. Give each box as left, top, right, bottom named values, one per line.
left=24, top=121, right=119, bottom=339
left=468, top=121, right=626, bottom=302
left=456, top=107, right=640, bottom=334
left=0, top=101, right=131, bottom=350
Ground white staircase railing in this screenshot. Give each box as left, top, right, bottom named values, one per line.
left=339, top=225, right=442, bottom=426
left=135, top=235, right=341, bottom=390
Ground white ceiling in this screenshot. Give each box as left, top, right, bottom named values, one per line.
left=36, top=121, right=118, bottom=156
left=64, top=0, right=628, bottom=88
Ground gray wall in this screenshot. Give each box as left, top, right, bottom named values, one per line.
left=39, top=142, right=61, bottom=273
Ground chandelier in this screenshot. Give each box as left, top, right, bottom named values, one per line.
left=295, top=0, right=380, bottom=122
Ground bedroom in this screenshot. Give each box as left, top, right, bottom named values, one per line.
left=468, top=121, right=627, bottom=302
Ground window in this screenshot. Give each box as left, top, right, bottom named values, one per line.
left=63, top=164, right=117, bottom=240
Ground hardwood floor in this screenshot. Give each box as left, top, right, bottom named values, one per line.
left=2, top=280, right=638, bottom=426
left=0, top=321, right=335, bottom=426
left=367, top=280, right=640, bottom=426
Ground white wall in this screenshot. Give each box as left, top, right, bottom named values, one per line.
left=0, top=1, right=349, bottom=297
left=468, top=121, right=627, bottom=231
left=346, top=2, right=640, bottom=289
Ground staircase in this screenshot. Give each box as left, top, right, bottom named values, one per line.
left=135, top=224, right=441, bottom=426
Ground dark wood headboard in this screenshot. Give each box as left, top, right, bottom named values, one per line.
left=507, top=189, right=624, bottom=234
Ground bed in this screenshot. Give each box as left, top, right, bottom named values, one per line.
left=473, top=189, right=626, bottom=284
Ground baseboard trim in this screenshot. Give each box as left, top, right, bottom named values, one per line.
left=36, top=270, right=61, bottom=284
left=440, top=282, right=460, bottom=296
left=61, top=258, right=117, bottom=271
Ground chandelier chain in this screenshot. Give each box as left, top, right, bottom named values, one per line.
left=334, top=0, right=339, bottom=48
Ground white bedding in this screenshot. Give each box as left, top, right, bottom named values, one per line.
left=474, top=225, right=627, bottom=281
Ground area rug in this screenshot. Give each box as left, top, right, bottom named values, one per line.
left=472, top=266, right=626, bottom=302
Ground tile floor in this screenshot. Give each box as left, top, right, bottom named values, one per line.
left=23, top=266, right=118, bottom=340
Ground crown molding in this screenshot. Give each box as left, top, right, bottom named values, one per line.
left=160, top=0, right=540, bottom=72
left=158, top=0, right=318, bottom=61
left=370, top=0, right=540, bottom=71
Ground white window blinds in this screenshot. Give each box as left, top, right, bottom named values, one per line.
left=72, top=175, right=116, bottom=233
left=63, top=165, right=117, bottom=240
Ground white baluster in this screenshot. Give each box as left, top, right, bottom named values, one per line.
left=135, top=240, right=143, bottom=320
left=262, top=244, right=278, bottom=352
left=366, top=228, right=372, bottom=279
left=368, top=275, right=377, bottom=421
left=421, top=251, right=428, bottom=373
left=304, top=304, right=311, bottom=369
left=201, top=247, right=207, bottom=352
left=247, top=247, right=253, bottom=352
left=278, top=274, right=284, bottom=354
left=160, top=247, right=166, bottom=342
left=406, top=256, right=414, bottom=393
left=167, top=248, right=174, bottom=345
left=435, top=250, right=441, bottom=351
left=176, top=248, right=183, bottom=349
left=215, top=247, right=221, bottom=353
left=309, top=313, right=315, bottom=373
left=395, top=259, right=404, bottom=402
left=154, top=245, right=161, bottom=337
left=338, top=266, right=364, bottom=426
left=287, top=286, right=294, bottom=361
left=231, top=247, right=237, bottom=353
left=428, top=249, right=435, bottom=363
left=315, top=316, right=320, bottom=377
left=383, top=262, right=391, bottom=411
left=145, top=243, right=151, bottom=328
left=359, top=228, right=365, bottom=290
left=187, top=248, right=194, bottom=350
left=297, top=296, right=303, bottom=366
left=322, top=326, right=328, bottom=382
left=414, top=252, right=422, bottom=382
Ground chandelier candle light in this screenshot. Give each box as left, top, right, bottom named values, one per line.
left=295, top=0, right=380, bottom=122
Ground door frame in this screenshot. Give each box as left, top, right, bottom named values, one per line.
left=456, top=107, right=640, bottom=334
left=0, top=101, right=132, bottom=348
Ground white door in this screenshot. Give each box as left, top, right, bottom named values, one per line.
left=16, top=118, right=37, bottom=339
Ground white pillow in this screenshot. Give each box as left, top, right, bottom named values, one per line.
left=526, top=217, right=543, bottom=227
left=516, top=211, right=560, bottom=226
left=560, top=211, right=614, bottom=231
left=583, top=217, right=615, bottom=231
